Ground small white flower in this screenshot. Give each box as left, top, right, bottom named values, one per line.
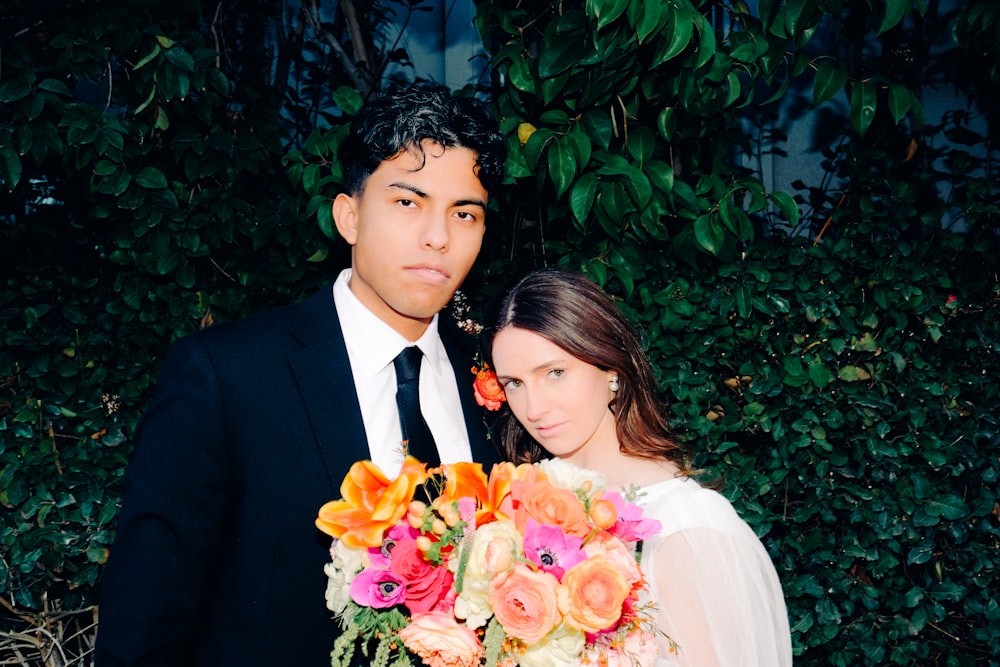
left=324, top=540, right=369, bottom=616
left=538, top=458, right=606, bottom=492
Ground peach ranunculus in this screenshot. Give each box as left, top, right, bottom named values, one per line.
left=399, top=610, right=485, bottom=667
left=558, top=555, right=631, bottom=634
left=472, top=364, right=506, bottom=411
left=452, top=519, right=522, bottom=628
left=488, top=563, right=562, bottom=644
left=315, top=457, right=427, bottom=548
left=583, top=531, right=642, bottom=586
left=512, top=478, right=592, bottom=538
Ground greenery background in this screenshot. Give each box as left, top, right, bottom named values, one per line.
left=1, top=0, right=997, bottom=664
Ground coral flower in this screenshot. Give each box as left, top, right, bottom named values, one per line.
left=558, top=556, right=631, bottom=634
left=399, top=611, right=485, bottom=667
left=512, top=478, right=592, bottom=538
left=315, top=457, right=427, bottom=548
left=488, top=563, right=562, bottom=644
left=472, top=364, right=506, bottom=411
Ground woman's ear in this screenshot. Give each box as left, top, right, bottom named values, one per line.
left=332, top=193, right=358, bottom=245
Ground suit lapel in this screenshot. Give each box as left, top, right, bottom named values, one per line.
left=440, top=319, right=502, bottom=470
left=286, top=286, right=370, bottom=488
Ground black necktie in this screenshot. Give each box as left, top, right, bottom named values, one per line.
left=392, top=346, right=439, bottom=468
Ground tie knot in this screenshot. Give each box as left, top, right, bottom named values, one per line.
left=393, top=346, right=423, bottom=384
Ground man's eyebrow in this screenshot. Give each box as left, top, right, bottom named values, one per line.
left=388, top=182, right=487, bottom=210
left=388, top=182, right=427, bottom=199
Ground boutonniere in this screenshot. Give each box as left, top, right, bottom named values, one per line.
left=450, top=291, right=507, bottom=412
left=471, top=363, right=506, bottom=411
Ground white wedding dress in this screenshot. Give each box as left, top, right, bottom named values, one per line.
left=633, top=476, right=793, bottom=667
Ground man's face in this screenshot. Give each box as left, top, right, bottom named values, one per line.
left=333, top=141, right=489, bottom=340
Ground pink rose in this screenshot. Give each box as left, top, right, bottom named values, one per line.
left=390, top=539, right=454, bottom=614
left=488, top=563, right=562, bottom=643
left=399, top=611, right=485, bottom=667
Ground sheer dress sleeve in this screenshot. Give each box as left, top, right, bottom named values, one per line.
left=638, top=480, right=793, bottom=667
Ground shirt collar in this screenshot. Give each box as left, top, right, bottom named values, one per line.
left=333, top=269, right=442, bottom=376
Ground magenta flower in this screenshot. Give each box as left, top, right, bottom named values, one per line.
left=603, top=492, right=662, bottom=542
left=522, top=519, right=587, bottom=580
left=368, top=521, right=420, bottom=568
left=350, top=567, right=406, bottom=608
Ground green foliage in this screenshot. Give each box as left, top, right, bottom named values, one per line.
left=474, top=0, right=1000, bottom=664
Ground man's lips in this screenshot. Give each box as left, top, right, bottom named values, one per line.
left=406, top=264, right=450, bottom=284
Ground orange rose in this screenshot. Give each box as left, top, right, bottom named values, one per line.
left=558, top=556, right=630, bottom=634
left=399, top=611, right=485, bottom=667
left=512, top=478, right=592, bottom=538
left=315, top=457, right=427, bottom=548
left=488, top=563, right=562, bottom=644
left=472, top=365, right=506, bottom=411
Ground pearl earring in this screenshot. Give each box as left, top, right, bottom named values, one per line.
left=609, top=375, right=620, bottom=393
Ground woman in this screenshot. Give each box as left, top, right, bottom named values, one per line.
left=489, top=268, right=793, bottom=667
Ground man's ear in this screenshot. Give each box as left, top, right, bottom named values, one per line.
left=332, top=193, right=358, bottom=245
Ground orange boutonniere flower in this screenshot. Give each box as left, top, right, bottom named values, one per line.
left=471, top=364, right=506, bottom=411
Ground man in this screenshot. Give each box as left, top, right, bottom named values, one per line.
left=95, top=82, right=506, bottom=666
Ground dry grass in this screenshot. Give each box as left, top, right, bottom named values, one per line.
left=0, top=597, right=96, bottom=667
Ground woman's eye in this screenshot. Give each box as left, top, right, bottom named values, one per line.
left=502, top=379, right=522, bottom=391
left=548, top=369, right=564, bottom=378
left=398, top=199, right=416, bottom=208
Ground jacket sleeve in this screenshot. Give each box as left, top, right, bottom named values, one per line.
left=95, top=335, right=234, bottom=666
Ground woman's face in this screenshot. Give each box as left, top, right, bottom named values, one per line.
left=491, top=326, right=619, bottom=460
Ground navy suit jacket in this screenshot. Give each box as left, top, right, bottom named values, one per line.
left=96, top=285, right=501, bottom=666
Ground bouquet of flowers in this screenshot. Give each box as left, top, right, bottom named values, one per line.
left=316, top=456, right=664, bottom=667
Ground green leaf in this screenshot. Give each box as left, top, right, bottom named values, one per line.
left=133, top=44, right=161, bottom=71
left=569, top=172, right=599, bottom=226
left=693, top=214, right=723, bottom=255
left=136, top=167, right=168, bottom=189
left=653, top=10, right=694, bottom=66
left=812, top=61, right=848, bottom=108
left=769, top=190, right=800, bottom=227
left=636, top=1, right=667, bottom=43
left=588, top=0, right=631, bottom=30
left=1, top=147, right=23, bottom=191
left=887, top=83, right=914, bottom=124
left=164, top=47, right=195, bottom=72
left=546, top=139, right=577, bottom=197
left=332, top=86, right=363, bottom=115
left=0, top=77, right=32, bottom=103
left=924, top=495, right=968, bottom=520
left=808, top=356, right=834, bottom=389
left=539, top=32, right=587, bottom=79
left=879, top=0, right=910, bottom=35
left=850, top=82, right=878, bottom=137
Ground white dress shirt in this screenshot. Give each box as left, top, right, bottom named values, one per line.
left=332, top=269, right=473, bottom=477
